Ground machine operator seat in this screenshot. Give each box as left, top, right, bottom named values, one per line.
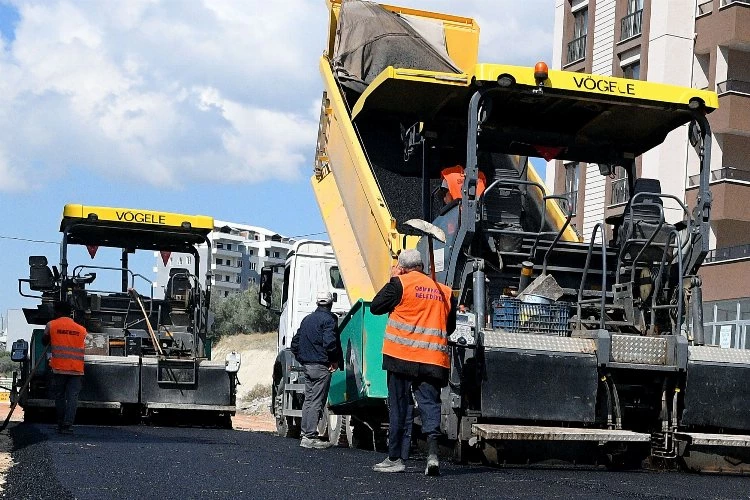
left=28, top=256, right=55, bottom=291
left=607, top=178, right=675, bottom=273
left=165, top=268, right=192, bottom=310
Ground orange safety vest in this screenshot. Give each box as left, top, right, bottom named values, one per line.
left=48, top=317, right=86, bottom=375
left=441, top=165, right=487, bottom=201
left=383, top=272, right=452, bottom=369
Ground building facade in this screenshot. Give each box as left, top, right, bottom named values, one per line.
left=154, top=220, right=295, bottom=300
left=549, top=0, right=750, bottom=348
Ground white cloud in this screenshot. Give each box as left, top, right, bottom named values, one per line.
left=0, top=0, right=553, bottom=193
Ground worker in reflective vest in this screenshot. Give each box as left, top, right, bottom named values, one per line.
left=439, top=165, right=487, bottom=206
left=42, top=301, right=86, bottom=434
left=370, top=249, right=456, bottom=476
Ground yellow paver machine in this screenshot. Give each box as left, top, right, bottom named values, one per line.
left=298, top=0, right=750, bottom=472
left=13, top=205, right=238, bottom=427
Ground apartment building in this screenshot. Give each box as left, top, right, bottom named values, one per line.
left=549, top=0, right=750, bottom=348
left=154, top=220, right=295, bottom=299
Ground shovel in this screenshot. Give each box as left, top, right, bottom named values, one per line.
left=404, top=219, right=446, bottom=281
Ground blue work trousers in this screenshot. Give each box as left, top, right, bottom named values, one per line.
left=387, top=371, right=441, bottom=460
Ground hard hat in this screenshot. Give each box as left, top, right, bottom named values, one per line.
left=316, top=291, right=333, bottom=305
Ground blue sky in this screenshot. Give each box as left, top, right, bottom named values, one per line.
left=0, top=0, right=555, bottom=317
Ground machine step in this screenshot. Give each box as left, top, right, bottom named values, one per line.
left=472, top=424, right=651, bottom=442
left=675, top=432, right=750, bottom=448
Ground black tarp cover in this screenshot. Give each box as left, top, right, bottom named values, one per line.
left=333, top=0, right=461, bottom=93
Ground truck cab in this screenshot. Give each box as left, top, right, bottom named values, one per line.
left=259, top=240, right=350, bottom=437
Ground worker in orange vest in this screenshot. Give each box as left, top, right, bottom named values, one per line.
left=42, top=302, right=87, bottom=434
left=370, top=249, right=456, bottom=476
left=439, top=165, right=487, bottom=206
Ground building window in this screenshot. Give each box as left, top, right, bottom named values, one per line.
left=236, top=276, right=241, bottom=283
left=265, top=250, right=270, bottom=257
left=567, top=7, right=588, bottom=64
left=187, top=256, right=191, bottom=265
left=225, top=275, right=230, bottom=282
left=214, top=274, right=221, bottom=282
left=238, top=260, right=243, bottom=267
left=224, top=290, right=229, bottom=298
left=563, top=162, right=579, bottom=215
left=250, top=262, right=256, bottom=271
left=216, top=258, right=223, bottom=266
left=249, top=249, right=254, bottom=256
left=620, top=0, right=643, bottom=41
left=216, top=242, right=223, bottom=249
left=703, top=299, right=750, bottom=349
left=273, top=251, right=280, bottom=259
left=622, top=60, right=641, bottom=80
left=226, top=244, right=232, bottom=251
left=609, top=166, right=629, bottom=206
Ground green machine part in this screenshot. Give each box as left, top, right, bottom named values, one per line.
left=329, top=300, right=388, bottom=412
left=30, top=328, right=48, bottom=377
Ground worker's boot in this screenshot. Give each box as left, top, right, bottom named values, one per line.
left=425, top=438, right=440, bottom=476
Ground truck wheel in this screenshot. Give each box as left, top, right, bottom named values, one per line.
left=328, top=414, right=352, bottom=447
left=274, top=378, right=300, bottom=438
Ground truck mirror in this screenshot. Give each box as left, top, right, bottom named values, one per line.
left=258, top=266, right=274, bottom=308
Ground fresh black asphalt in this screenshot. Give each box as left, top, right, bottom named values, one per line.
left=2, top=423, right=749, bottom=500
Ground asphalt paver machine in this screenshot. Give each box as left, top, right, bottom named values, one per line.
left=306, top=0, right=750, bottom=472
left=13, top=204, right=238, bottom=426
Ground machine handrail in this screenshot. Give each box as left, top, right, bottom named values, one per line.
left=577, top=223, right=608, bottom=330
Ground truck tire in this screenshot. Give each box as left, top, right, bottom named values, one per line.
left=328, top=413, right=352, bottom=447
left=274, top=378, right=300, bottom=438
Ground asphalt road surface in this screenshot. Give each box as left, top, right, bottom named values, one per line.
left=2, top=423, right=749, bottom=500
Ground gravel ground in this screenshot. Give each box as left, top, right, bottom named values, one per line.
left=2, top=423, right=750, bottom=500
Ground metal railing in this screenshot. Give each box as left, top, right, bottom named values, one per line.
left=722, top=0, right=750, bottom=7
left=567, top=35, right=586, bottom=64
left=706, top=243, right=750, bottom=263
left=620, top=9, right=643, bottom=40
left=717, top=79, right=750, bottom=95
left=688, top=166, right=750, bottom=186
left=609, top=177, right=629, bottom=206
left=697, top=0, right=713, bottom=15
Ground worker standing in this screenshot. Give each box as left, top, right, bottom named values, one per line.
left=291, top=291, right=342, bottom=449
left=43, top=302, right=87, bottom=434
left=370, top=249, right=456, bottom=476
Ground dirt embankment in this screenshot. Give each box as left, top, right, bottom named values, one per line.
left=211, top=333, right=277, bottom=413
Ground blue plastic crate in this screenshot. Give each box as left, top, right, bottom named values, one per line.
left=491, top=297, right=570, bottom=336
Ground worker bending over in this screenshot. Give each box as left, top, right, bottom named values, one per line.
left=43, top=302, right=87, bottom=434
left=370, top=249, right=456, bottom=476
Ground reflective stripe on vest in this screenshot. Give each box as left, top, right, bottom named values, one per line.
left=48, top=317, right=86, bottom=375
left=383, top=272, right=452, bottom=369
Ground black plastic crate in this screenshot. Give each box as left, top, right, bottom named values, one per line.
left=492, top=297, right=571, bottom=336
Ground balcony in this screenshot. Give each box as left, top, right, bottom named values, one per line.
left=689, top=166, right=750, bottom=186
left=620, top=10, right=643, bottom=41
left=609, top=177, right=629, bottom=206
left=706, top=243, right=750, bottom=263
left=695, top=0, right=750, bottom=53
left=559, top=190, right=578, bottom=216
left=212, top=246, right=242, bottom=258
left=686, top=167, right=750, bottom=223
left=567, top=35, right=586, bottom=64
left=708, top=83, right=750, bottom=134
left=717, top=79, right=750, bottom=96
left=697, top=0, right=713, bottom=16
left=211, top=263, right=241, bottom=274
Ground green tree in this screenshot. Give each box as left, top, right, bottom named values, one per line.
left=210, top=283, right=281, bottom=337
